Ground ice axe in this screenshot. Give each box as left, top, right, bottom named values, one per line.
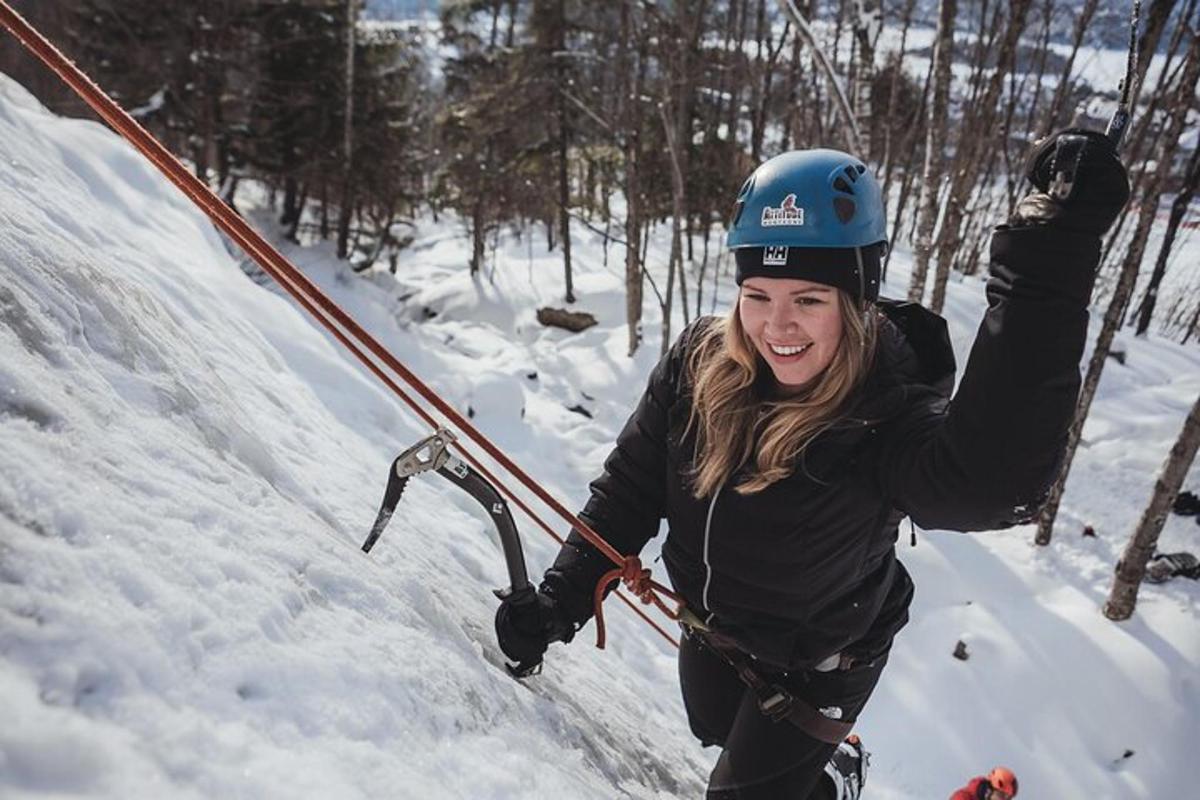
left=1049, top=0, right=1140, bottom=202
left=361, top=429, right=542, bottom=677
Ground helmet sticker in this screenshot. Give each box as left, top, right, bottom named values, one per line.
left=762, top=246, right=788, bottom=266
left=761, top=193, right=805, bottom=227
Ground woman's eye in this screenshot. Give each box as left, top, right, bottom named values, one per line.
left=796, top=297, right=822, bottom=306
left=746, top=294, right=769, bottom=302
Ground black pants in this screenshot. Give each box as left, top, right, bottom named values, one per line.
left=678, top=633, right=888, bottom=799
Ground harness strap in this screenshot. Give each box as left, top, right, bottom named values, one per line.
left=689, top=628, right=854, bottom=745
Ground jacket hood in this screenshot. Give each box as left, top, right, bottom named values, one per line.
left=859, top=299, right=957, bottom=418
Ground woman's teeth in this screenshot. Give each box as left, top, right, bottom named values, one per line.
left=769, top=343, right=811, bottom=356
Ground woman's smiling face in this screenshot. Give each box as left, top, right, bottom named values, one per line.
left=737, top=277, right=844, bottom=392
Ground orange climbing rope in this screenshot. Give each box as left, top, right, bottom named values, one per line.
left=0, top=0, right=683, bottom=650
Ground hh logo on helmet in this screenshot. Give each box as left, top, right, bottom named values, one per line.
left=761, top=193, right=805, bottom=227
left=762, top=246, right=789, bottom=266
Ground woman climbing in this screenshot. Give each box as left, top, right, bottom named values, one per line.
left=495, top=131, right=1129, bottom=798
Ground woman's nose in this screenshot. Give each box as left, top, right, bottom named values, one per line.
left=768, top=302, right=800, bottom=331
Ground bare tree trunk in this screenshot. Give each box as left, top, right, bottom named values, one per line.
left=782, top=30, right=804, bottom=149
left=962, top=0, right=998, bottom=110
left=751, top=5, right=792, bottom=163
left=1135, top=143, right=1200, bottom=335
left=908, top=0, right=956, bottom=303
left=505, top=0, right=517, bottom=47
left=1104, top=391, right=1200, bottom=620
left=1042, top=0, right=1100, bottom=135
left=884, top=49, right=934, bottom=279
left=336, top=0, right=357, bottom=261
left=661, top=99, right=687, bottom=354
left=851, top=0, right=882, bottom=156
left=776, top=0, right=864, bottom=153
left=750, top=0, right=768, bottom=162
left=621, top=1, right=643, bottom=356
left=725, top=0, right=752, bottom=152
left=1019, top=0, right=1053, bottom=144
left=930, top=0, right=1033, bottom=314
left=555, top=0, right=574, bottom=303
left=658, top=0, right=707, bottom=353
left=1184, top=302, right=1200, bottom=345
left=1135, top=0, right=1182, bottom=91
left=1097, top=0, right=1196, bottom=274
left=880, top=0, right=918, bottom=201
left=558, top=102, right=574, bottom=302
left=885, top=164, right=917, bottom=284
left=1036, top=34, right=1200, bottom=545
left=470, top=160, right=489, bottom=276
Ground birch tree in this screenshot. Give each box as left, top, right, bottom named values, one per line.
left=1134, top=142, right=1200, bottom=335
left=908, top=0, right=957, bottom=303
left=929, top=0, right=1033, bottom=314
left=336, top=0, right=358, bottom=260
left=620, top=0, right=644, bottom=356
left=1104, top=391, right=1200, bottom=620
left=1036, top=31, right=1200, bottom=546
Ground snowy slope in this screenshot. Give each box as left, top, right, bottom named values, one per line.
left=1, top=70, right=1198, bottom=799
left=0, top=74, right=704, bottom=800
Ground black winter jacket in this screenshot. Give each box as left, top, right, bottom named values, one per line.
left=542, top=224, right=1098, bottom=671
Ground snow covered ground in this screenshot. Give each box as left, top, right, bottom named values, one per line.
left=1, top=70, right=1198, bottom=799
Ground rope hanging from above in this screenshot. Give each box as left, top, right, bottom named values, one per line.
left=0, top=0, right=683, bottom=651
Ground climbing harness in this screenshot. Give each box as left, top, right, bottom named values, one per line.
left=0, top=1, right=684, bottom=674
left=682, top=625, right=856, bottom=745
left=1049, top=0, right=1140, bottom=202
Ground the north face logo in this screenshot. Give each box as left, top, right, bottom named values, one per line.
left=761, top=194, right=805, bottom=227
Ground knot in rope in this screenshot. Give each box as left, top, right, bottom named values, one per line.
left=591, top=556, right=685, bottom=649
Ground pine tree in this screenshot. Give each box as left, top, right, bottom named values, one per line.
left=244, top=0, right=346, bottom=239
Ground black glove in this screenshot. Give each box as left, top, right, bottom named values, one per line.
left=1011, top=128, right=1130, bottom=236
left=494, top=586, right=575, bottom=674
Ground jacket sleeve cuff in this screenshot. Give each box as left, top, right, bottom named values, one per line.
left=989, top=224, right=1101, bottom=306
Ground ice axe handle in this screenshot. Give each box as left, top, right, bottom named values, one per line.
left=436, top=458, right=533, bottom=595
left=1105, top=107, right=1131, bottom=151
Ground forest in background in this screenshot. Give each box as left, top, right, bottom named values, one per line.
left=2, top=0, right=1197, bottom=357
left=1, top=0, right=1198, bottom=638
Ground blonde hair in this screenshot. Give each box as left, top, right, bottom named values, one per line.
left=685, top=291, right=878, bottom=497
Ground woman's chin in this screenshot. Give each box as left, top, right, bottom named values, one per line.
left=768, top=368, right=819, bottom=394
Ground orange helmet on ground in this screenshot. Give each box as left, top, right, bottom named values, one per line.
left=988, top=766, right=1019, bottom=796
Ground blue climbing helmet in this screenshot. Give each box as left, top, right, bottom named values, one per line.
left=727, top=148, right=887, bottom=301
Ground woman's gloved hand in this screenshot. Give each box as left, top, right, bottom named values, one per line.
left=1011, top=128, right=1130, bottom=236
left=494, top=586, right=575, bottom=673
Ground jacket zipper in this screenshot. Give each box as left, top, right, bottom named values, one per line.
left=701, top=481, right=724, bottom=624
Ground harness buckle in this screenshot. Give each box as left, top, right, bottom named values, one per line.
left=757, top=686, right=796, bottom=723
left=677, top=606, right=710, bottom=633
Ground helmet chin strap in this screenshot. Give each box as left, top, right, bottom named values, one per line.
left=854, top=246, right=871, bottom=326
